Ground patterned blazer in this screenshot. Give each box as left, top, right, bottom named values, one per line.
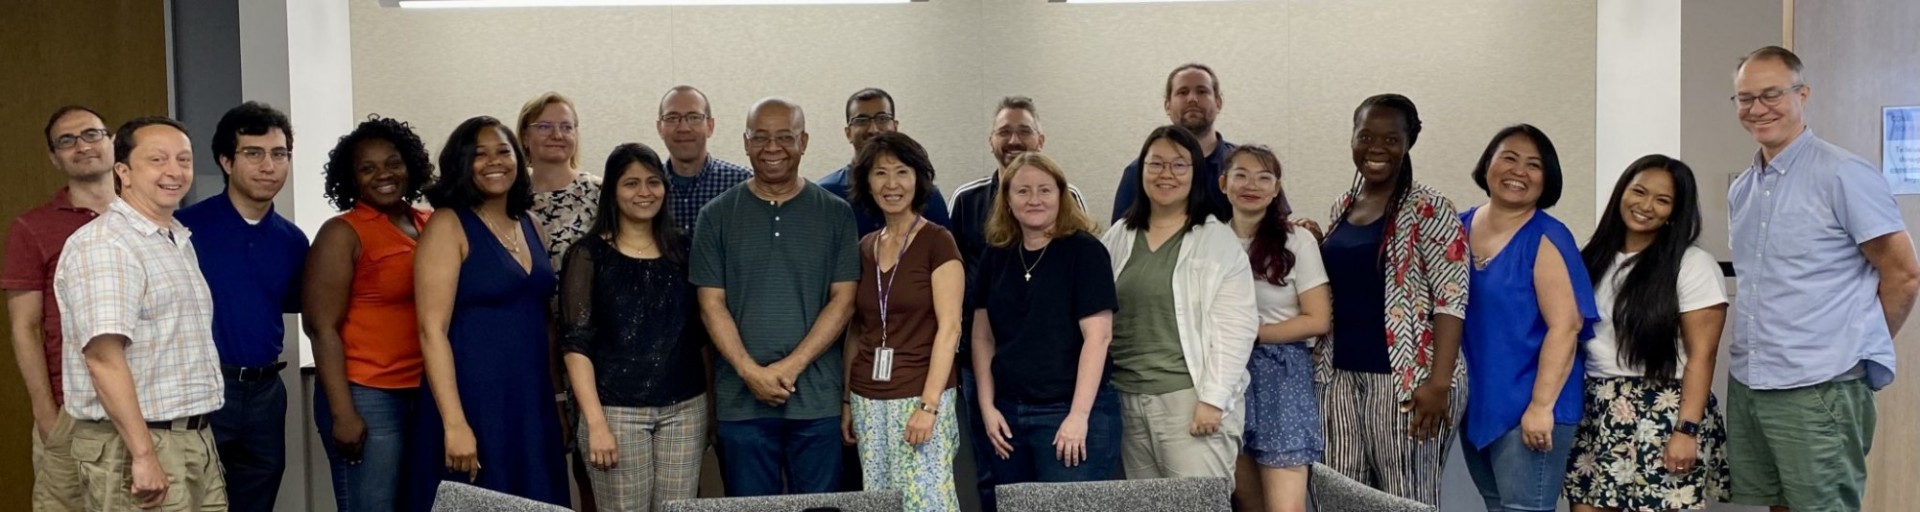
left=1315, top=182, right=1471, bottom=404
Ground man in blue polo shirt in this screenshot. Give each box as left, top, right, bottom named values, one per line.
left=816, top=87, right=950, bottom=236
left=1111, top=63, right=1261, bottom=222
left=176, top=102, right=310, bottom=512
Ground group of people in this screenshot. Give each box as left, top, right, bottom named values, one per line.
left=9, top=45, right=1909, bottom=512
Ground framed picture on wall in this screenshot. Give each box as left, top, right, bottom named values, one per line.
left=1885, top=106, right=1920, bottom=195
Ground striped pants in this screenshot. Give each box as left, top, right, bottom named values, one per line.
left=1317, top=369, right=1465, bottom=507
left=579, top=396, right=709, bottom=512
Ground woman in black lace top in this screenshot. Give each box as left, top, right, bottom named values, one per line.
left=558, top=143, right=709, bottom=511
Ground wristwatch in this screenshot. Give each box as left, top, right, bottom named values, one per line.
left=917, top=401, right=940, bottom=415
left=1673, top=420, right=1700, bottom=437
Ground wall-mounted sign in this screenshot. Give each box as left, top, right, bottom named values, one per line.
left=1885, top=106, right=1920, bottom=195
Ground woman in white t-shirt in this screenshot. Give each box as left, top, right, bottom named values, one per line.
left=1568, top=155, right=1730, bottom=511
left=1220, top=145, right=1330, bottom=512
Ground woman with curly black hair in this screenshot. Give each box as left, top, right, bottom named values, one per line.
left=302, top=115, right=435, bottom=511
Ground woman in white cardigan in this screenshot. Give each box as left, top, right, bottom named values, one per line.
left=1101, top=125, right=1259, bottom=480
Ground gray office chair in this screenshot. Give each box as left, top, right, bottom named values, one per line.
left=660, top=489, right=904, bottom=512
left=1307, top=463, right=1437, bottom=512
left=995, top=477, right=1232, bottom=512
left=430, top=481, right=572, bottom=512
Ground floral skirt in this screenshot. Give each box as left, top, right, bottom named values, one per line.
left=1565, top=377, right=1729, bottom=511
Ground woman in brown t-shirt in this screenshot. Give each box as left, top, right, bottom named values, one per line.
left=842, top=132, right=964, bottom=512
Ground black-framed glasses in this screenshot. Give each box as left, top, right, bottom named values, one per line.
left=52, top=128, right=110, bottom=150
left=236, top=147, right=293, bottom=164
left=1732, top=84, right=1805, bottom=108
left=660, top=113, right=708, bottom=126
left=848, top=113, right=897, bottom=128
left=747, top=133, right=800, bottom=149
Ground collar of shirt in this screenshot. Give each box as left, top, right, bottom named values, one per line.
left=1750, top=127, right=1818, bottom=176
left=49, top=187, right=95, bottom=214
left=109, top=197, right=191, bottom=242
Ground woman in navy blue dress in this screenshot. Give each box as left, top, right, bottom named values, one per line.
left=407, top=116, right=569, bottom=509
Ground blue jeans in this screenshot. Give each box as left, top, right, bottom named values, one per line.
left=960, top=368, right=1000, bottom=512
left=315, top=384, right=418, bottom=512
left=1461, top=423, right=1577, bottom=512
left=985, top=385, right=1122, bottom=488
left=211, top=372, right=287, bottom=512
left=716, top=416, right=845, bottom=496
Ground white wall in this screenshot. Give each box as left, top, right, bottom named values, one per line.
left=1595, top=0, right=1682, bottom=219
left=348, top=0, right=1599, bottom=235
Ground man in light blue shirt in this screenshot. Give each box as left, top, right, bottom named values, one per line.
left=1725, top=46, right=1920, bottom=511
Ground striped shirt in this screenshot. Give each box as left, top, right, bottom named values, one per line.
left=54, top=198, right=224, bottom=421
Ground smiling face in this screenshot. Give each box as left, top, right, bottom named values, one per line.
left=527, top=102, right=578, bottom=166
left=1619, top=167, right=1676, bottom=236
left=614, top=161, right=667, bottom=226
left=744, top=102, right=808, bottom=185
left=1734, top=57, right=1809, bottom=153
left=1484, top=133, right=1546, bottom=208
left=47, top=110, right=113, bottom=181
left=1220, top=152, right=1279, bottom=215
left=1141, top=137, right=1194, bottom=212
left=1007, top=164, right=1060, bottom=234
left=1351, top=105, right=1408, bottom=187
left=471, top=126, right=519, bottom=198
left=657, top=89, right=715, bottom=164
left=116, top=124, right=195, bottom=219
left=990, top=107, right=1045, bottom=168
left=866, top=152, right=917, bottom=217
left=1164, top=67, right=1221, bottom=135
left=353, top=138, right=409, bottom=209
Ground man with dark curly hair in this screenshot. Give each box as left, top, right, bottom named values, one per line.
left=176, top=101, right=311, bottom=512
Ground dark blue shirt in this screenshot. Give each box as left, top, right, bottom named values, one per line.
left=176, top=192, right=310, bottom=367
left=1322, top=218, right=1393, bottom=374
left=1112, top=134, right=1274, bottom=222
left=818, top=165, right=951, bottom=236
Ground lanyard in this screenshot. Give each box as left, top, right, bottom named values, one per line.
left=875, top=217, right=922, bottom=348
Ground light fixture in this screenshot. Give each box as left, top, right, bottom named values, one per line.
left=396, top=0, right=920, bottom=8
left=1048, top=0, right=1233, bottom=3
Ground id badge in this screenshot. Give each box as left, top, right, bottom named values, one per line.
left=871, top=347, right=895, bottom=382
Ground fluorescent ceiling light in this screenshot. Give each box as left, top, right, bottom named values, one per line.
left=398, top=0, right=916, bottom=8
left=1052, top=0, right=1233, bottom=3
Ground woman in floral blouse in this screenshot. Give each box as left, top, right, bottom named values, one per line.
left=518, top=91, right=603, bottom=272
left=1312, top=93, right=1470, bottom=506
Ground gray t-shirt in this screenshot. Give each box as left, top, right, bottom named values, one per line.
left=691, top=180, right=860, bottom=421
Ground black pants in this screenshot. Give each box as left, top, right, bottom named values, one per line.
left=211, top=371, right=287, bottom=512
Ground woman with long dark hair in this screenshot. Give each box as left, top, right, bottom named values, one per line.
left=406, top=116, right=569, bottom=509
left=1220, top=145, right=1328, bottom=512
left=1313, top=94, right=1470, bottom=506
left=559, top=143, right=708, bottom=512
left=1102, top=125, right=1257, bottom=480
left=1566, top=155, right=1729, bottom=511
left=1458, top=123, right=1600, bottom=511
left=305, top=115, right=435, bottom=511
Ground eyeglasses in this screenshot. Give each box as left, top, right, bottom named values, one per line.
left=236, top=147, right=292, bottom=164
left=1732, top=84, right=1804, bottom=109
left=747, top=133, right=800, bottom=149
left=848, top=114, right=896, bottom=128
left=52, top=128, right=109, bottom=150
left=529, top=122, right=576, bottom=135
left=1145, top=160, right=1193, bottom=176
left=659, top=113, right=708, bottom=126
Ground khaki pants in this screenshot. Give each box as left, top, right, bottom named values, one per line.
left=1119, top=387, right=1243, bottom=481
left=33, top=409, right=85, bottom=511
left=69, top=416, right=227, bottom=511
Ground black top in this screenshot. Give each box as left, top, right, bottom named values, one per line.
left=1323, top=219, right=1394, bottom=374
left=949, top=172, right=1088, bottom=363
left=558, top=235, right=707, bottom=407
left=969, top=231, right=1118, bottom=404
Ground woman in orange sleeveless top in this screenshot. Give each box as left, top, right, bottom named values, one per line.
left=303, top=116, right=435, bottom=512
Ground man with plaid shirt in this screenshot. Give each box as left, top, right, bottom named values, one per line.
left=656, top=85, right=752, bottom=233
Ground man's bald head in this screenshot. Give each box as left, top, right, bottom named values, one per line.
left=746, top=97, right=806, bottom=134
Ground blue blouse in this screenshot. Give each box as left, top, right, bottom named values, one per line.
left=1459, top=208, right=1599, bottom=450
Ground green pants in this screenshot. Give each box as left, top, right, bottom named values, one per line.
left=1726, top=376, right=1876, bottom=511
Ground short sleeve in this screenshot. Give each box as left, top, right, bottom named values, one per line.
left=55, top=237, right=144, bottom=348
left=1285, top=225, right=1329, bottom=292
left=831, top=201, right=862, bottom=283
left=1677, top=247, right=1729, bottom=313
left=689, top=199, right=725, bottom=289
left=1832, top=157, right=1906, bottom=245
left=1071, top=236, right=1119, bottom=319
left=926, top=228, right=961, bottom=269
left=557, top=240, right=598, bottom=356
left=2, top=219, right=46, bottom=290
left=1416, top=192, right=1471, bottom=318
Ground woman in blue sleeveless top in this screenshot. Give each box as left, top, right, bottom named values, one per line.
left=1459, top=124, right=1600, bottom=512
left=406, top=116, right=569, bottom=509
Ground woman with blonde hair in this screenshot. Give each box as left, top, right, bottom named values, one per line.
left=971, top=152, right=1121, bottom=489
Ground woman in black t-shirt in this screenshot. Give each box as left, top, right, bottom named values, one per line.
left=969, top=151, right=1121, bottom=486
